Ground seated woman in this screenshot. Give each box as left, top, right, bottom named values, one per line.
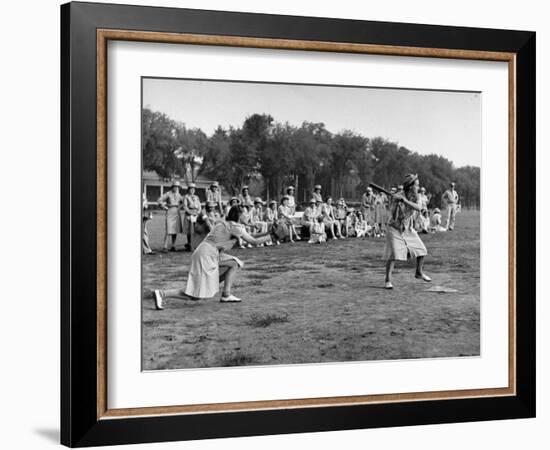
left=346, top=208, right=358, bottom=237
left=321, top=197, right=343, bottom=239
left=224, top=197, right=240, bottom=217
left=301, top=198, right=319, bottom=236
left=417, top=208, right=431, bottom=234
left=354, top=211, right=369, bottom=238
left=308, top=216, right=327, bottom=244
left=152, top=205, right=272, bottom=309
left=278, top=195, right=301, bottom=242
left=334, top=198, right=349, bottom=237
left=265, top=200, right=282, bottom=245
left=239, top=204, right=254, bottom=248
left=251, top=198, right=268, bottom=233
left=430, top=208, right=446, bottom=232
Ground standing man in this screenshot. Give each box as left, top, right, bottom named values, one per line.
left=159, top=181, right=184, bottom=252
left=361, top=186, right=376, bottom=231
left=206, top=181, right=223, bottom=214
left=183, top=182, right=202, bottom=251
left=442, top=182, right=459, bottom=231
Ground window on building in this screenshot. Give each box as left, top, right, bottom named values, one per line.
left=145, top=185, right=161, bottom=202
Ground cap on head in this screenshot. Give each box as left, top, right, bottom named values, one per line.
left=402, top=174, right=418, bottom=190
left=309, top=198, right=316, bottom=204
left=211, top=181, right=219, bottom=188
left=171, top=181, right=182, bottom=189
left=187, top=182, right=196, bottom=189
left=242, top=185, right=249, bottom=191
left=286, top=186, right=295, bottom=192
left=314, top=185, right=322, bottom=190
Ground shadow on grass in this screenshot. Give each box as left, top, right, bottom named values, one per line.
left=247, top=312, right=290, bottom=328
left=219, top=351, right=259, bottom=366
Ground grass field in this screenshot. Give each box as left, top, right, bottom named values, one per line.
left=142, top=209, right=480, bottom=370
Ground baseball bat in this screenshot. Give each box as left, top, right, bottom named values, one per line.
left=368, top=182, right=392, bottom=196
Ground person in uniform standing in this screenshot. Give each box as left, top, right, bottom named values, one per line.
left=373, top=190, right=388, bottom=238
left=384, top=174, right=432, bottom=289
left=442, top=182, right=459, bottom=231
left=183, top=182, right=201, bottom=251
left=158, top=181, right=184, bottom=252
left=361, top=186, right=376, bottom=232
left=206, top=181, right=223, bottom=214
left=142, top=192, right=155, bottom=255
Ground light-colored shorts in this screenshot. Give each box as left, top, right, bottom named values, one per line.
left=384, top=225, right=427, bottom=261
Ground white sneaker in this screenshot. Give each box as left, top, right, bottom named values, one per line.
left=295, top=236, right=301, bottom=241
left=415, top=273, right=432, bottom=282
left=220, top=294, right=242, bottom=303
left=153, top=290, right=164, bottom=310
left=384, top=282, right=393, bottom=290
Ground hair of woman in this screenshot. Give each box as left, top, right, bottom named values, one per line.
left=226, top=205, right=241, bottom=223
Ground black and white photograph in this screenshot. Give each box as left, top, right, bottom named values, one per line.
left=141, top=77, right=481, bottom=370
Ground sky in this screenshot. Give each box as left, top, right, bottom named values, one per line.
left=142, top=77, right=481, bottom=168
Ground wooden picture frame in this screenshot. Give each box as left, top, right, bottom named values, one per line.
left=61, top=1, right=535, bottom=447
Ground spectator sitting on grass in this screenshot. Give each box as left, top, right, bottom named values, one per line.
left=431, top=208, right=446, bottom=232
left=354, top=211, right=369, bottom=238
left=308, top=215, right=326, bottom=244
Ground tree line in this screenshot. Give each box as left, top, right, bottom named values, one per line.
left=143, top=108, right=480, bottom=209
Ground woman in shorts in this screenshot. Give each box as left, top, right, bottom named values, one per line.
left=384, top=174, right=432, bottom=289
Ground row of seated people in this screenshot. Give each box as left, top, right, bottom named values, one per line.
left=194, top=195, right=374, bottom=247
